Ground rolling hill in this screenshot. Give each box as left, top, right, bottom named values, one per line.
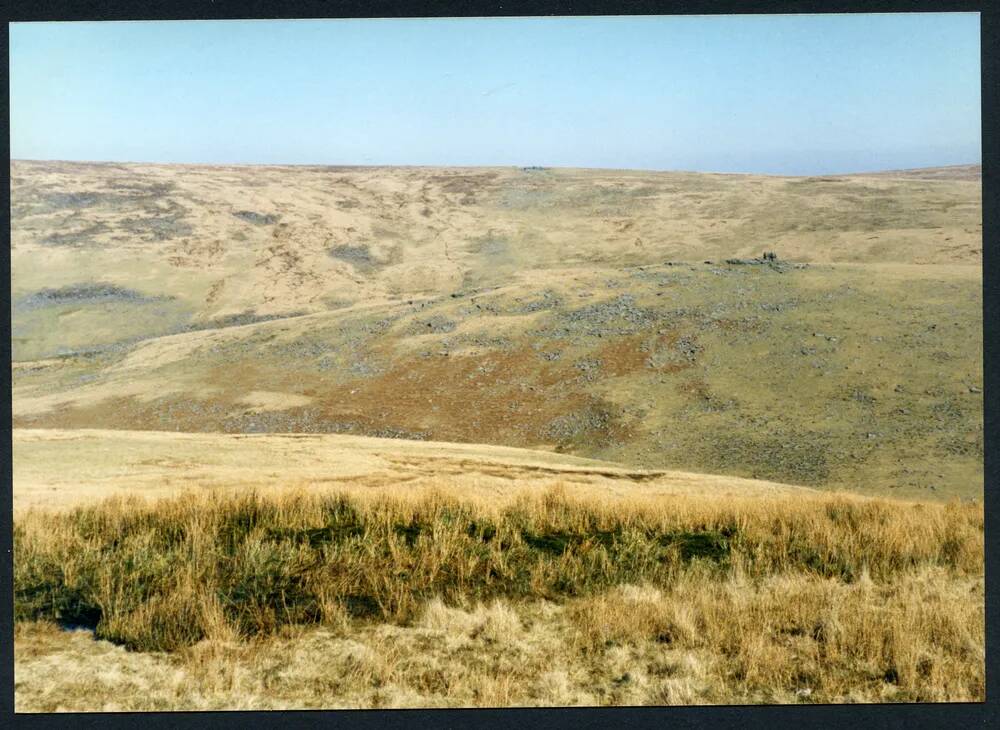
left=10, top=161, right=983, bottom=499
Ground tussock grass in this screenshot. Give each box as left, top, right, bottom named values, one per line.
left=566, top=571, right=983, bottom=703
left=14, top=484, right=983, bottom=706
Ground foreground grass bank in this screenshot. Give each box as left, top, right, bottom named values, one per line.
left=15, top=485, right=984, bottom=708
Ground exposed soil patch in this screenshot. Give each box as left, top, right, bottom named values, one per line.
left=596, top=333, right=675, bottom=376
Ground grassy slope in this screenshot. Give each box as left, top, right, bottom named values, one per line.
left=13, top=428, right=814, bottom=513
left=11, top=162, right=984, bottom=710
left=11, top=162, right=983, bottom=501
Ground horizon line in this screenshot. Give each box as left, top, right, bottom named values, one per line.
left=9, top=158, right=984, bottom=179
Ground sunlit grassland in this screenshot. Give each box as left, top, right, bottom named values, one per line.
left=14, top=484, right=983, bottom=709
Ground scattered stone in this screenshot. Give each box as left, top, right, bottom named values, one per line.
left=574, top=358, right=602, bottom=380
left=724, top=252, right=793, bottom=272
left=560, top=294, right=654, bottom=337
left=407, top=315, right=457, bottom=335
left=515, top=290, right=563, bottom=313
left=348, top=360, right=380, bottom=377
left=545, top=405, right=614, bottom=441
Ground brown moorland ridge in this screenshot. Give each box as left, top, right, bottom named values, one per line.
left=10, top=161, right=983, bottom=499
left=841, top=163, right=981, bottom=180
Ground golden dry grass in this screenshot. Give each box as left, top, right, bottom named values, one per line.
left=11, top=428, right=812, bottom=513
left=14, top=483, right=983, bottom=710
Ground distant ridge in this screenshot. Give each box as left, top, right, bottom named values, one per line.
left=844, top=164, right=981, bottom=181
left=8, top=159, right=984, bottom=179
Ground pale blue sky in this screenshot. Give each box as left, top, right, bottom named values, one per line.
left=9, top=14, right=982, bottom=174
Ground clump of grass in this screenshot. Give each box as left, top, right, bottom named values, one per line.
left=14, top=485, right=982, bottom=656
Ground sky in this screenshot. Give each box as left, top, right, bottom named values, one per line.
left=9, top=14, right=982, bottom=175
